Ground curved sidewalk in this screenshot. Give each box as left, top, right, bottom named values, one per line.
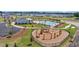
left=11, top=22, right=25, bottom=28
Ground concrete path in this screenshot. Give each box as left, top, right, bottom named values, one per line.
left=11, top=22, right=25, bottom=28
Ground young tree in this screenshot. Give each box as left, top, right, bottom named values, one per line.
left=30, top=29, right=33, bottom=42
left=30, top=37, right=33, bottom=42
left=14, top=43, right=17, bottom=47
left=5, top=43, right=8, bottom=47
left=7, top=17, right=14, bottom=35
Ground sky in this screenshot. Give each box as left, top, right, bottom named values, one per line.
left=0, top=0, right=79, bottom=11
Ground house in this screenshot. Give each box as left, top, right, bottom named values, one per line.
left=15, top=18, right=33, bottom=24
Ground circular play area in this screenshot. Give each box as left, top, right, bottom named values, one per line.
left=32, top=29, right=69, bottom=47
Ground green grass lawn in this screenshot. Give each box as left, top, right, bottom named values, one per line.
left=16, top=29, right=41, bottom=47
left=17, top=23, right=47, bottom=28
left=0, top=17, right=4, bottom=22
left=61, top=17, right=74, bottom=20
left=65, top=25, right=77, bottom=38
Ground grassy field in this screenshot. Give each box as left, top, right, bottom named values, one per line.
left=65, top=25, right=77, bottom=38
left=17, top=23, right=47, bottom=28
left=16, top=29, right=41, bottom=47
left=0, top=17, right=4, bottom=22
